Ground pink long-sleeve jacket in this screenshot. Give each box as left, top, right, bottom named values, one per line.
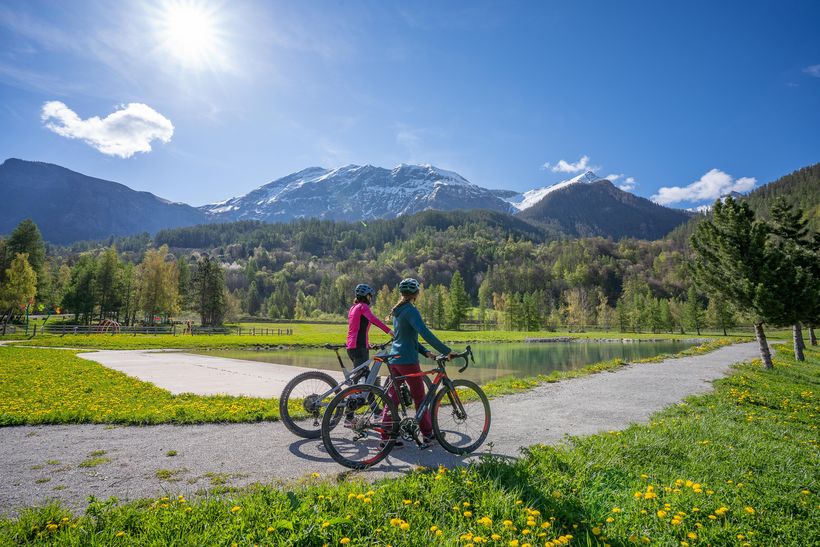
left=346, top=302, right=392, bottom=349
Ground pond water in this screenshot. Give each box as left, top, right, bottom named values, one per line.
left=192, top=339, right=697, bottom=385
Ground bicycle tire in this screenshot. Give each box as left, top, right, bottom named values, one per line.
left=321, top=384, right=399, bottom=469
left=279, top=370, right=339, bottom=438
left=432, top=379, right=491, bottom=455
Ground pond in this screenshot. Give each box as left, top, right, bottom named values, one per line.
left=191, top=339, right=698, bottom=385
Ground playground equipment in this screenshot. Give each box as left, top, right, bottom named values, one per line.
left=96, top=319, right=121, bottom=334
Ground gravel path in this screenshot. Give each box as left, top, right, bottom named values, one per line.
left=0, top=342, right=761, bottom=516
left=75, top=349, right=345, bottom=397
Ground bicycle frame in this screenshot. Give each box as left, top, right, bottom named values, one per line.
left=312, top=345, right=395, bottom=407
left=379, top=353, right=471, bottom=443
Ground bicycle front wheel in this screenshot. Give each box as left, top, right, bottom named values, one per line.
left=432, top=379, right=491, bottom=455
left=321, top=384, right=399, bottom=469
left=279, top=371, right=339, bottom=439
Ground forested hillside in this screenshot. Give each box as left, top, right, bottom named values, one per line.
left=518, top=179, right=692, bottom=239
left=744, top=163, right=820, bottom=227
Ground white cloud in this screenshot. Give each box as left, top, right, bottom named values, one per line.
left=651, top=169, right=756, bottom=206
left=803, top=64, right=820, bottom=78
left=618, top=176, right=637, bottom=192
left=551, top=154, right=599, bottom=173
left=605, top=173, right=623, bottom=181
left=41, top=101, right=174, bottom=158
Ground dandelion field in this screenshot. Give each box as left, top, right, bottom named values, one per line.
left=2, top=346, right=817, bottom=545
left=0, top=347, right=284, bottom=426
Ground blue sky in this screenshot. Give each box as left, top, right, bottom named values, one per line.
left=1, top=0, right=818, bottom=207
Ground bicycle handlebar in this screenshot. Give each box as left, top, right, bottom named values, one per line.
left=435, top=345, right=474, bottom=373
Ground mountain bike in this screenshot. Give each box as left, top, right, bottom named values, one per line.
left=279, top=341, right=394, bottom=438
left=320, top=346, right=491, bottom=469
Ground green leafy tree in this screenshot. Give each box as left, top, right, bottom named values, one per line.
left=138, top=245, right=179, bottom=323
left=0, top=253, right=37, bottom=328
left=691, top=198, right=779, bottom=368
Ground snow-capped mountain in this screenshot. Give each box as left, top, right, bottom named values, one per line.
left=505, top=171, right=603, bottom=211
left=202, top=164, right=515, bottom=222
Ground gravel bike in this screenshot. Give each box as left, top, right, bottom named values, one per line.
left=279, top=341, right=394, bottom=438
left=320, top=346, right=491, bottom=469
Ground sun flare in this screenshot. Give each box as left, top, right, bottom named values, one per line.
left=155, top=0, right=224, bottom=69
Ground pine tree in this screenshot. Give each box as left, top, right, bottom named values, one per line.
left=446, top=271, right=469, bottom=330
left=683, top=287, right=704, bottom=336
left=193, top=255, right=227, bottom=326
left=765, top=198, right=818, bottom=360
left=95, top=246, right=123, bottom=321
left=62, top=255, right=96, bottom=324
left=659, top=299, right=674, bottom=333
left=691, top=197, right=779, bottom=368
left=706, top=295, right=734, bottom=336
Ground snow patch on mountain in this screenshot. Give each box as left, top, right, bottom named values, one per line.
left=506, top=171, right=603, bottom=211
left=201, top=164, right=513, bottom=222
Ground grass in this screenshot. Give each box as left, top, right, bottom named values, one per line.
left=2, top=346, right=817, bottom=545
left=10, top=321, right=776, bottom=351
left=0, top=346, right=284, bottom=426
left=155, top=469, right=186, bottom=482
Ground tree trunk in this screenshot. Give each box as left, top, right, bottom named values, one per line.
left=793, top=323, right=805, bottom=361
left=754, top=323, right=773, bottom=369
left=809, top=324, right=817, bottom=346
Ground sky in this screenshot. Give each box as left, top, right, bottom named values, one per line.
left=1, top=0, right=819, bottom=208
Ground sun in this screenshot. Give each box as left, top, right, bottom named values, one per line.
left=155, top=1, right=224, bottom=70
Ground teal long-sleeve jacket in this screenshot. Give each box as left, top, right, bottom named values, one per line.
left=390, top=302, right=452, bottom=364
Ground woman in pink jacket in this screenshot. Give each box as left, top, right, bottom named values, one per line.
left=346, top=284, right=393, bottom=368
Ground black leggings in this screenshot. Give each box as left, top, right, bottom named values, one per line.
left=346, top=347, right=369, bottom=367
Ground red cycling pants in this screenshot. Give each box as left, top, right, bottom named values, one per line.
left=381, top=363, right=432, bottom=438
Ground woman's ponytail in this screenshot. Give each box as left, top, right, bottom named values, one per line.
left=390, top=294, right=412, bottom=316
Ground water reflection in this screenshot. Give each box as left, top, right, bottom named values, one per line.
left=192, top=340, right=696, bottom=385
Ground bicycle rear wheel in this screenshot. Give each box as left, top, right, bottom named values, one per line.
left=321, top=384, right=398, bottom=469
left=279, top=371, right=339, bottom=438
left=432, top=379, right=491, bottom=455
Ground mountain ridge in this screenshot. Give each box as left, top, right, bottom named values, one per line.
left=1, top=157, right=699, bottom=244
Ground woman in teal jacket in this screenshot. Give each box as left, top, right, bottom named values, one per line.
left=383, top=278, right=456, bottom=446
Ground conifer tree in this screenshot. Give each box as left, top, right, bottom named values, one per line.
left=446, top=271, right=469, bottom=330
left=765, top=199, right=818, bottom=360
left=691, top=198, right=779, bottom=368
left=683, top=287, right=705, bottom=336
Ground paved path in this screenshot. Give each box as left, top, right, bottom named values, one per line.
left=76, top=350, right=344, bottom=397
left=0, top=342, right=761, bottom=516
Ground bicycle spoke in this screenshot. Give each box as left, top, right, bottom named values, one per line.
left=432, top=380, right=491, bottom=455
left=322, top=385, right=398, bottom=469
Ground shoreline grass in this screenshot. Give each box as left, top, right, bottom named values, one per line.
left=2, top=347, right=816, bottom=545
left=9, top=327, right=757, bottom=351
